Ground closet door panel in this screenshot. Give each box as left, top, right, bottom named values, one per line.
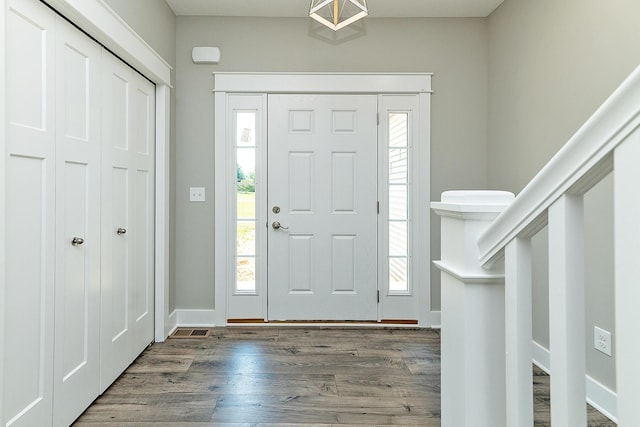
left=131, top=75, right=155, bottom=354
left=53, top=16, right=101, bottom=427
left=133, top=169, right=152, bottom=329
left=3, top=1, right=56, bottom=426
left=110, top=167, right=130, bottom=335
left=100, top=51, right=135, bottom=391
left=59, top=162, right=91, bottom=372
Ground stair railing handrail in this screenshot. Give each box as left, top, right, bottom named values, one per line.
left=478, top=64, right=640, bottom=267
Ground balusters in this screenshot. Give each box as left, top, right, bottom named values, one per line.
left=505, top=237, right=534, bottom=426
left=548, top=194, right=587, bottom=426
left=613, top=129, right=640, bottom=426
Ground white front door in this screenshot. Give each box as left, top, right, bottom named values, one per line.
left=267, top=94, right=378, bottom=320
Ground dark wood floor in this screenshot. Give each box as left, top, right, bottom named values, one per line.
left=74, top=327, right=615, bottom=426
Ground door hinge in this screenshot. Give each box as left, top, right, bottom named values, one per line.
left=376, top=112, right=380, bottom=125
left=377, top=290, right=380, bottom=303
left=377, top=201, right=380, bottom=214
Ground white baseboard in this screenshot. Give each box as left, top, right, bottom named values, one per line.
left=175, top=309, right=220, bottom=327
left=531, top=340, right=617, bottom=423
left=166, top=310, right=178, bottom=337
left=429, top=310, right=441, bottom=328
left=532, top=340, right=551, bottom=374
left=586, top=375, right=617, bottom=424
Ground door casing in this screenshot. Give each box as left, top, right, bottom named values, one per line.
left=214, top=73, right=435, bottom=326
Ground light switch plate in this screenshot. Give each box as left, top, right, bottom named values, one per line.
left=594, top=326, right=612, bottom=357
left=189, top=187, right=205, bottom=202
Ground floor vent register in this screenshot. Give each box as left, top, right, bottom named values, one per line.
left=169, top=328, right=211, bottom=339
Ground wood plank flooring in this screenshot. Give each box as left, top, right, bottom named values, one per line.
left=73, top=327, right=615, bottom=426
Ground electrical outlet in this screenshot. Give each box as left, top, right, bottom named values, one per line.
left=594, top=326, right=612, bottom=357
left=189, top=187, right=205, bottom=202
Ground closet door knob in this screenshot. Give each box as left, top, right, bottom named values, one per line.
left=71, top=237, right=84, bottom=246
left=117, top=228, right=127, bottom=235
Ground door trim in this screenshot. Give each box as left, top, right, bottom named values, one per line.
left=214, top=73, right=435, bottom=326
left=214, top=72, right=432, bottom=94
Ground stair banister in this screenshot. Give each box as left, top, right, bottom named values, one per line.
left=433, top=63, right=640, bottom=427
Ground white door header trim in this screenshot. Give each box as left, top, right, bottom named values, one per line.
left=213, top=73, right=433, bottom=94
left=43, top=0, right=172, bottom=85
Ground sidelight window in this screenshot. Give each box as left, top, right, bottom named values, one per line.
left=235, top=111, right=257, bottom=293
left=388, top=112, right=410, bottom=293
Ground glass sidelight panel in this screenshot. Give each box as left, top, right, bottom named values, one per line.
left=388, top=112, right=409, bottom=293
left=389, top=258, right=408, bottom=292
left=388, top=149, right=408, bottom=183
left=236, top=257, right=256, bottom=292
left=235, top=111, right=257, bottom=293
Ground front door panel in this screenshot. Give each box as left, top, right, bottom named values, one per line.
left=267, top=94, right=378, bottom=320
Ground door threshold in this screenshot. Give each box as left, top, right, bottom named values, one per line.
left=225, top=319, right=420, bottom=327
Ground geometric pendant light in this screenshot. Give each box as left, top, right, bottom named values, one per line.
left=309, top=0, right=368, bottom=31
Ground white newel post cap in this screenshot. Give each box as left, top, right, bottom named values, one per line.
left=431, top=190, right=515, bottom=216
left=431, top=191, right=514, bottom=277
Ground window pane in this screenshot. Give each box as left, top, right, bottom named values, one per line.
left=236, top=257, right=256, bottom=292
left=389, top=185, right=407, bottom=220
left=389, top=113, right=408, bottom=147
left=389, top=258, right=408, bottom=292
left=236, top=112, right=256, bottom=147
left=389, top=148, right=408, bottom=184
left=389, top=221, right=407, bottom=256
left=237, top=189, right=255, bottom=219
left=237, top=221, right=255, bottom=256
left=237, top=148, right=255, bottom=191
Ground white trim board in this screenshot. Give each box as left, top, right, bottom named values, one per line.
left=39, top=0, right=173, bottom=342
left=0, top=0, right=7, bottom=419
left=42, top=0, right=171, bottom=85
left=532, top=340, right=617, bottom=423
left=213, top=72, right=432, bottom=94
left=166, top=310, right=178, bottom=338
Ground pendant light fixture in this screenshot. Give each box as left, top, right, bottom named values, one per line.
left=309, top=0, right=368, bottom=31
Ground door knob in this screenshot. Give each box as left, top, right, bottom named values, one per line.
left=272, top=221, right=289, bottom=230
left=71, top=237, right=84, bottom=246
left=117, top=228, right=127, bottom=235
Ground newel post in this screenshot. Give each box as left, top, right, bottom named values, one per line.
left=431, top=191, right=514, bottom=427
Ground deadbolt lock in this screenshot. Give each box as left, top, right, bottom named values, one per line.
left=272, top=206, right=281, bottom=214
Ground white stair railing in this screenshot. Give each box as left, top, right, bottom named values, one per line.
left=433, top=63, right=640, bottom=427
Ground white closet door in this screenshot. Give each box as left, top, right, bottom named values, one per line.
left=53, top=15, right=102, bottom=427
left=129, top=71, right=155, bottom=356
left=3, top=1, right=56, bottom=425
left=100, top=51, right=155, bottom=391
left=100, top=50, right=135, bottom=390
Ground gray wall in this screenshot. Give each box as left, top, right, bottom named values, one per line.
left=103, top=0, right=176, bottom=66
left=174, top=16, right=489, bottom=311
left=488, top=0, right=640, bottom=391
left=102, top=0, right=178, bottom=313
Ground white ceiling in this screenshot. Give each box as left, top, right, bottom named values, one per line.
left=165, top=0, right=505, bottom=18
